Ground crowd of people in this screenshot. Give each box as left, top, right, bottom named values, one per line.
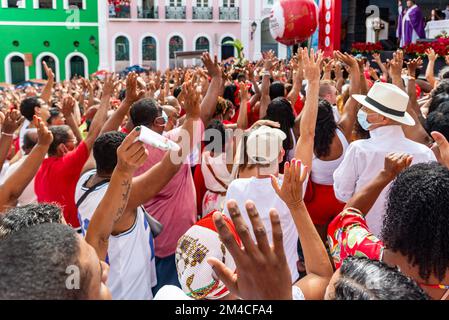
left=1, top=44, right=449, bottom=300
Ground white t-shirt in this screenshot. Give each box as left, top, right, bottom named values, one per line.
left=3, top=156, right=37, bottom=206
left=75, top=170, right=157, bottom=300
left=224, top=174, right=309, bottom=283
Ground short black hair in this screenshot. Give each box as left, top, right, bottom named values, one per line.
left=118, top=89, right=126, bottom=101
left=0, top=223, right=91, bottom=300
left=314, top=99, right=338, bottom=158
left=333, top=256, right=429, bottom=300
left=22, top=130, right=38, bottom=153
left=0, top=203, right=63, bottom=240
left=47, top=107, right=62, bottom=125
left=130, top=98, right=161, bottom=127
left=204, top=120, right=226, bottom=153
left=428, top=92, right=449, bottom=114
left=425, top=104, right=449, bottom=140
left=20, top=97, right=41, bottom=121
left=269, top=81, right=285, bottom=101
left=173, top=86, right=182, bottom=99
left=382, top=162, right=449, bottom=282
left=223, top=84, right=238, bottom=106
left=93, top=131, right=126, bottom=175
left=48, top=125, right=71, bottom=156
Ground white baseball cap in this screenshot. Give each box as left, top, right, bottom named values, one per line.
left=246, top=125, right=286, bottom=165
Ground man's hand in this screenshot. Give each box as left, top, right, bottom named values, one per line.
left=431, top=131, right=449, bottom=168
left=334, top=51, right=358, bottom=69
left=271, top=159, right=308, bottom=210
left=239, top=81, right=248, bottom=102
left=381, top=152, right=413, bottom=181
left=202, top=53, right=221, bottom=78
left=406, top=57, right=423, bottom=77
left=208, top=200, right=293, bottom=300
left=302, top=48, right=323, bottom=83
left=43, top=61, right=55, bottom=81
left=124, top=72, right=145, bottom=105
left=263, top=50, right=278, bottom=71
left=116, top=127, right=148, bottom=174
left=182, top=79, right=201, bottom=119
left=389, top=50, right=404, bottom=78
left=61, top=95, right=76, bottom=117
left=102, top=73, right=116, bottom=98
left=34, top=115, right=53, bottom=147
left=2, top=109, right=24, bottom=135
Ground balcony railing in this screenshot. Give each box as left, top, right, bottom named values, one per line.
left=219, top=6, right=239, bottom=20
left=138, top=6, right=159, bottom=19
left=165, top=6, right=186, bottom=19
left=192, top=6, right=213, bottom=20
left=109, top=4, right=131, bottom=19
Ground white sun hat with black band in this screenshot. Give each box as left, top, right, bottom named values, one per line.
left=352, top=82, right=415, bottom=126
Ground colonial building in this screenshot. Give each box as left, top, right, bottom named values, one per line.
left=0, top=0, right=99, bottom=83
left=102, top=0, right=291, bottom=71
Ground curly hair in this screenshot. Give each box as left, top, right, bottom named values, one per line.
left=381, top=162, right=449, bottom=282
left=333, top=256, right=429, bottom=300
left=314, top=99, right=337, bottom=158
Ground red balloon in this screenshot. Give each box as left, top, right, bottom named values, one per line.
left=269, top=0, right=319, bottom=46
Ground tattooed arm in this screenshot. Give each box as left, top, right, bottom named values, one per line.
left=85, top=128, right=148, bottom=261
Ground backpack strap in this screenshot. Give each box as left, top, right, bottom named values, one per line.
left=76, top=176, right=111, bottom=208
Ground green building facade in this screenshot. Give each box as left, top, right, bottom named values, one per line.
left=0, top=0, right=99, bottom=84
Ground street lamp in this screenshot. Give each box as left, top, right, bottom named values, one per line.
left=89, top=35, right=98, bottom=51
left=251, top=21, right=258, bottom=40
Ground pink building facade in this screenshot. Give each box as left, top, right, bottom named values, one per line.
left=98, top=0, right=289, bottom=72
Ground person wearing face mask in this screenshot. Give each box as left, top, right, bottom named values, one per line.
left=333, top=82, right=436, bottom=237
left=161, top=105, right=180, bottom=132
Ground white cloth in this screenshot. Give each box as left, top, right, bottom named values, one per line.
left=286, top=129, right=297, bottom=162
left=292, top=285, right=305, bottom=300
left=332, top=105, right=341, bottom=123
left=153, top=285, right=194, bottom=300
left=3, top=156, right=36, bottom=206
left=224, top=173, right=309, bottom=283
left=0, top=161, right=9, bottom=184
left=333, top=125, right=436, bottom=237
left=75, top=170, right=157, bottom=300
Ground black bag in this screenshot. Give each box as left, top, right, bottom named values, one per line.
left=76, top=178, right=163, bottom=238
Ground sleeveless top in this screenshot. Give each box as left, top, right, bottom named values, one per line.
left=311, top=129, right=349, bottom=185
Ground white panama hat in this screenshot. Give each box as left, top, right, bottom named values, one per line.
left=352, top=82, right=415, bottom=126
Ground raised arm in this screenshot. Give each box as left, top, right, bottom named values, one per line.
left=345, top=153, right=412, bottom=214
left=61, top=95, right=83, bottom=145
left=389, top=50, right=406, bottom=91
left=40, top=62, right=54, bottom=104
left=372, top=53, right=389, bottom=81
left=101, top=72, right=145, bottom=134
left=236, top=82, right=249, bottom=130
left=199, top=53, right=223, bottom=125
left=83, top=73, right=116, bottom=150
left=271, top=160, right=333, bottom=300
left=294, top=48, right=323, bottom=169
left=0, top=110, right=24, bottom=173
left=85, top=129, right=147, bottom=260
left=402, top=57, right=431, bottom=145
left=335, top=52, right=361, bottom=141
left=260, top=51, right=277, bottom=119
left=0, top=116, right=53, bottom=212
left=246, top=63, right=261, bottom=108
left=286, top=52, right=304, bottom=109
left=425, top=48, right=438, bottom=88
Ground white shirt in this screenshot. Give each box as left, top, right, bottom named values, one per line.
left=333, top=125, right=436, bottom=237
left=3, top=156, right=37, bottom=206
left=76, top=170, right=157, bottom=300
left=224, top=174, right=309, bottom=283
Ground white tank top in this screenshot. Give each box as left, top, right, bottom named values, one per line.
left=75, top=170, right=157, bottom=300
left=311, top=129, right=349, bottom=185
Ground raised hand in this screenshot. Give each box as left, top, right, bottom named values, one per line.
left=389, top=50, right=404, bottom=78
left=102, top=73, right=116, bottom=98
left=34, top=115, right=53, bottom=147
left=271, top=159, right=308, bottom=209
left=2, top=109, right=24, bottom=135
left=116, top=127, right=148, bottom=174
left=61, top=95, right=76, bottom=117
left=382, top=152, right=413, bottom=180
left=263, top=50, right=278, bottom=71
left=406, top=57, right=423, bottom=77
left=426, top=48, right=439, bottom=63
left=334, top=51, right=358, bottom=69
left=431, top=131, right=449, bottom=168
left=124, top=72, right=145, bottom=105
left=43, top=61, right=55, bottom=81
left=301, top=48, right=323, bottom=83
left=208, top=200, right=293, bottom=300
left=202, top=53, right=221, bottom=78
left=239, top=81, right=248, bottom=102
left=182, top=79, right=201, bottom=119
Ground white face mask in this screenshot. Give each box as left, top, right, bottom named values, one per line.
left=357, top=109, right=372, bottom=131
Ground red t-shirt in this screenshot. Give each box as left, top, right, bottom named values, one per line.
left=230, top=101, right=259, bottom=127
left=35, top=141, right=90, bottom=229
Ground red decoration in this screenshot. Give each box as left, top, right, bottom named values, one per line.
left=318, top=0, right=342, bottom=57
left=269, top=0, right=319, bottom=46
left=351, top=42, right=384, bottom=54
left=403, top=38, right=449, bottom=57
